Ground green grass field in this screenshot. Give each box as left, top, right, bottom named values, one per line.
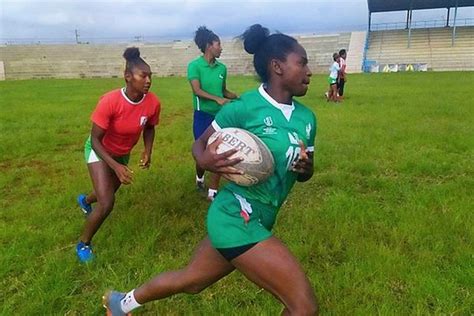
left=0, top=72, right=473, bottom=315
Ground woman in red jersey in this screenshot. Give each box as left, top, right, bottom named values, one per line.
left=75, top=47, right=160, bottom=262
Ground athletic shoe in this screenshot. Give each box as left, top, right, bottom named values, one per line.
left=76, top=241, right=94, bottom=263
left=103, top=291, right=130, bottom=316
left=77, top=194, right=92, bottom=215
left=207, top=190, right=217, bottom=202
left=196, top=181, right=207, bottom=197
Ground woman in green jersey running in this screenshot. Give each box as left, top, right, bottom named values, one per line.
left=104, top=24, right=318, bottom=315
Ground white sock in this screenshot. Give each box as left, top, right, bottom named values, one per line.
left=120, top=289, right=141, bottom=313
left=196, top=175, right=204, bottom=183
left=208, top=189, right=217, bottom=197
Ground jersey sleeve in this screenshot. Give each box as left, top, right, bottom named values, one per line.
left=211, top=99, right=244, bottom=131
left=187, top=61, right=200, bottom=81
left=91, top=94, right=112, bottom=130
left=147, top=96, right=161, bottom=126
left=307, top=112, right=317, bottom=153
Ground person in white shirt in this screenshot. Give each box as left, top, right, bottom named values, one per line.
left=326, top=53, right=340, bottom=102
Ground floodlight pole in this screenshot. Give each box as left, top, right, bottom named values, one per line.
left=452, top=1, right=458, bottom=46
left=446, top=8, right=450, bottom=27
left=75, top=29, right=80, bottom=44
left=407, top=9, right=413, bottom=48
left=407, top=0, right=414, bottom=48
left=368, top=11, right=372, bottom=31
left=406, top=10, right=410, bottom=29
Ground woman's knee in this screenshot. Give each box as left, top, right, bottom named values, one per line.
left=178, top=270, right=210, bottom=295
left=288, top=295, right=319, bottom=316
left=303, top=299, right=319, bottom=316
left=97, top=197, right=115, bottom=215
left=182, top=279, right=208, bottom=294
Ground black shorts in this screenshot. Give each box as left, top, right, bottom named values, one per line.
left=337, top=78, right=345, bottom=96
left=216, top=242, right=258, bottom=261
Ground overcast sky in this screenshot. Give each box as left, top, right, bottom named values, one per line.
left=1, top=0, right=473, bottom=43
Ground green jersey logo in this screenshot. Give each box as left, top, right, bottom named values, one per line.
left=263, top=116, right=277, bottom=135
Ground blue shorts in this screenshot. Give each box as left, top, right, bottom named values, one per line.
left=193, top=110, right=215, bottom=140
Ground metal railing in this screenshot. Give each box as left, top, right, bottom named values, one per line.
left=371, top=18, right=474, bottom=31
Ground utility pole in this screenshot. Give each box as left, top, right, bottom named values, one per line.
left=75, top=29, right=80, bottom=44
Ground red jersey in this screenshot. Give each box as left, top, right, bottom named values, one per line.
left=91, top=88, right=160, bottom=156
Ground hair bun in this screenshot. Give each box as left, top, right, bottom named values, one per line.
left=241, top=24, right=270, bottom=54
left=196, top=26, right=212, bottom=37
left=194, top=26, right=218, bottom=53
left=123, top=47, right=140, bottom=61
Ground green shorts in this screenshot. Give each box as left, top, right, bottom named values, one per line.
left=207, top=188, right=278, bottom=249
left=84, top=136, right=130, bottom=165
left=328, top=76, right=337, bottom=85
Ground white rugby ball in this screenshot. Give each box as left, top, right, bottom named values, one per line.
left=207, top=127, right=274, bottom=186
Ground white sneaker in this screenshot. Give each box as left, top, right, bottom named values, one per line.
left=207, top=189, right=217, bottom=202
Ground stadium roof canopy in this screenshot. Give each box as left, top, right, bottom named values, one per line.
left=367, top=0, right=474, bottom=13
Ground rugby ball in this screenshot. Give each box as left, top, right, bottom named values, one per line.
left=207, top=128, right=274, bottom=186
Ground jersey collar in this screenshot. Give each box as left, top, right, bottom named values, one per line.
left=258, top=84, right=294, bottom=121
left=200, top=55, right=220, bottom=68
left=121, top=88, right=146, bottom=105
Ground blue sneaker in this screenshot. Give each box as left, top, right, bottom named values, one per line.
left=77, top=194, right=92, bottom=215
left=76, top=241, right=94, bottom=262
left=103, top=291, right=129, bottom=316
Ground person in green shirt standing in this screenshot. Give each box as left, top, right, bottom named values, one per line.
left=187, top=26, right=238, bottom=201
left=104, top=24, right=318, bottom=315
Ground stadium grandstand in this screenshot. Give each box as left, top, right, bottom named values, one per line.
left=0, top=0, right=473, bottom=80
left=364, top=0, right=474, bottom=72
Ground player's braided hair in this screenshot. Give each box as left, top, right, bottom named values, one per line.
left=240, top=24, right=298, bottom=83
left=123, top=47, right=148, bottom=73
left=194, top=26, right=219, bottom=53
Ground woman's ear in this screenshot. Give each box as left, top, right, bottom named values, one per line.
left=124, top=70, right=132, bottom=83
left=270, top=59, right=284, bottom=76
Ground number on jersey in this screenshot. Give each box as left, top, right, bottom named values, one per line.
left=285, top=132, right=302, bottom=170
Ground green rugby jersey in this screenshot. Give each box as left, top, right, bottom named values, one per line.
left=213, top=85, right=317, bottom=208
left=187, top=56, right=227, bottom=116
